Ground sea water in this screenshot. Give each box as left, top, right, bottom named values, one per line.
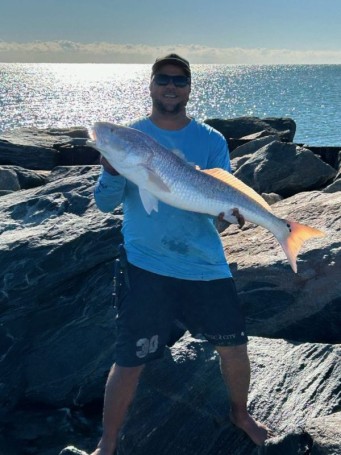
left=0, top=63, right=340, bottom=146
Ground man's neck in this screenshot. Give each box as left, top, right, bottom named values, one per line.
left=148, top=111, right=191, bottom=131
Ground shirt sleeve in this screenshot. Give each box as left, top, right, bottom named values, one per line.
left=93, top=168, right=126, bottom=213
left=206, top=130, right=231, bottom=172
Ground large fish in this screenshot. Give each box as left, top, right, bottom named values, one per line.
left=88, top=121, right=325, bottom=273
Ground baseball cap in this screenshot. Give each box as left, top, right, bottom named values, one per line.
left=152, top=53, right=191, bottom=77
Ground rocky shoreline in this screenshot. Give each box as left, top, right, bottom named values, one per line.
left=0, top=117, right=340, bottom=455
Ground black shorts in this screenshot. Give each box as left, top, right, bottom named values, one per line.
left=114, top=262, right=248, bottom=367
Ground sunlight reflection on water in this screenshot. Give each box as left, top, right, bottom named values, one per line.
left=0, top=63, right=340, bottom=145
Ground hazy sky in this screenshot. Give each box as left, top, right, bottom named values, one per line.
left=1, top=0, right=340, bottom=64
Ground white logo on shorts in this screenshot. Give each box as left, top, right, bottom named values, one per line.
left=136, top=335, right=159, bottom=359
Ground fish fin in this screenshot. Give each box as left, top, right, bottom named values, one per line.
left=202, top=168, right=272, bottom=211
left=146, top=170, right=171, bottom=192
left=139, top=188, right=159, bottom=214
left=279, top=220, right=325, bottom=273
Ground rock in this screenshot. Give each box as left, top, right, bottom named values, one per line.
left=0, top=165, right=47, bottom=193
left=0, top=167, right=20, bottom=191
left=304, top=413, right=341, bottom=454
left=58, top=142, right=99, bottom=166
left=230, top=135, right=279, bottom=159
left=94, top=336, right=340, bottom=455
left=231, top=154, right=252, bottom=172
left=0, top=126, right=88, bottom=147
left=302, top=145, right=341, bottom=170
left=240, top=130, right=276, bottom=140
left=56, top=335, right=340, bottom=455
left=0, top=166, right=122, bottom=415
left=234, top=141, right=336, bottom=197
left=261, top=192, right=283, bottom=205
left=221, top=191, right=341, bottom=343
left=323, top=168, right=341, bottom=193
left=0, top=138, right=59, bottom=170
left=205, top=116, right=296, bottom=142
left=323, top=178, right=341, bottom=193
left=258, top=412, right=341, bottom=454
left=0, top=127, right=97, bottom=170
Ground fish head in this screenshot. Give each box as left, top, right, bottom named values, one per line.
left=88, top=122, right=149, bottom=172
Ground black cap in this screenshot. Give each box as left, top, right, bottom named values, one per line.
left=152, top=53, right=191, bottom=77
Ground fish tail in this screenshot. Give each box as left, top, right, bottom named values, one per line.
left=279, top=220, right=325, bottom=273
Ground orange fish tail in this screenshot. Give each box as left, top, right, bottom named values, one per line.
left=279, top=220, right=325, bottom=273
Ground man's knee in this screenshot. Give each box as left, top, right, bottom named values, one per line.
left=215, top=343, right=248, bottom=361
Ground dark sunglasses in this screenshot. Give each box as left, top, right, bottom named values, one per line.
left=153, top=74, right=190, bottom=88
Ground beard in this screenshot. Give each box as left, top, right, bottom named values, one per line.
left=153, top=99, right=183, bottom=115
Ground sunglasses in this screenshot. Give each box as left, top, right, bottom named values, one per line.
left=153, top=74, right=191, bottom=88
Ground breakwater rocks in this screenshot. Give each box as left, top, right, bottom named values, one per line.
left=0, top=117, right=340, bottom=455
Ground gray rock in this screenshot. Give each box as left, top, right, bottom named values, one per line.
left=0, top=127, right=98, bottom=170
left=322, top=178, right=341, bottom=193
left=221, top=191, right=341, bottom=343
left=0, top=167, right=20, bottom=191
left=230, top=135, right=279, bottom=159
left=234, top=141, right=336, bottom=197
left=304, top=413, right=341, bottom=455
left=110, top=336, right=340, bottom=455
left=0, top=166, right=122, bottom=415
left=0, top=165, right=47, bottom=193
left=323, top=168, right=341, bottom=193
left=1, top=126, right=88, bottom=147
left=261, top=192, right=283, bottom=205
left=0, top=137, right=59, bottom=170
left=205, top=117, right=296, bottom=142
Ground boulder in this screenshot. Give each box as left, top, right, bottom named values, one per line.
left=205, top=117, right=296, bottom=142
left=234, top=141, right=336, bottom=197
left=0, top=165, right=47, bottom=193
left=0, top=166, right=122, bottom=416
left=0, top=138, right=59, bottom=170
left=0, top=127, right=98, bottom=170
left=55, top=336, right=340, bottom=455
left=230, top=135, right=279, bottom=159
left=0, top=167, right=20, bottom=192
left=323, top=167, right=341, bottom=193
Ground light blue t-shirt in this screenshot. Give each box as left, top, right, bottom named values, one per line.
left=94, top=117, right=233, bottom=280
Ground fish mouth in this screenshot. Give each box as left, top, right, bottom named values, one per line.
left=86, top=127, right=97, bottom=148
left=89, top=127, right=97, bottom=141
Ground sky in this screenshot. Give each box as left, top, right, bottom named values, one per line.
left=0, top=0, right=340, bottom=64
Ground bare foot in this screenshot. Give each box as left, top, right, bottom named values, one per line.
left=230, top=411, right=272, bottom=446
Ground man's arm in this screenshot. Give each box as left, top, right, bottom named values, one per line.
left=93, top=156, right=126, bottom=213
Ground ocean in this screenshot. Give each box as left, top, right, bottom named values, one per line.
left=0, top=63, right=340, bottom=146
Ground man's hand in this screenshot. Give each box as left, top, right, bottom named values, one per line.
left=100, top=156, right=119, bottom=176
left=216, top=209, right=245, bottom=233
left=231, top=208, right=245, bottom=228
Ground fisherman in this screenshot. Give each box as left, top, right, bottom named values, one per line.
left=91, top=54, right=270, bottom=455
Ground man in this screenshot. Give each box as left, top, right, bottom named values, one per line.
left=91, top=54, right=269, bottom=455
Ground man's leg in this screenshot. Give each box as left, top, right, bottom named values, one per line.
left=91, top=363, right=144, bottom=455
left=215, top=343, right=269, bottom=446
